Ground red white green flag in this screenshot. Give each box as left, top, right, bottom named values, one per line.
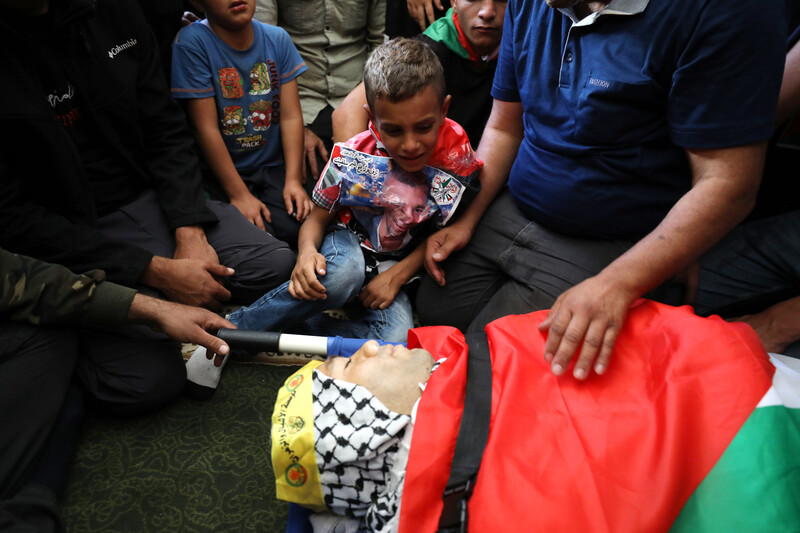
left=401, top=301, right=800, bottom=533
left=670, top=353, right=800, bottom=532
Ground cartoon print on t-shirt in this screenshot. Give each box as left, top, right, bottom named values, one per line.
left=250, top=100, right=271, bottom=131
left=222, top=105, right=245, bottom=135
left=249, top=62, right=271, bottom=95
left=218, top=67, right=244, bottom=99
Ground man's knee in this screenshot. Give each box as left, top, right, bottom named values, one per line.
left=76, top=332, right=186, bottom=417
left=227, top=245, right=296, bottom=304
left=415, top=275, right=478, bottom=331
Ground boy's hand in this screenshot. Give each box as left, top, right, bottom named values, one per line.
left=288, top=250, right=328, bottom=300
left=231, top=190, right=272, bottom=230
left=303, top=127, right=329, bottom=183
left=359, top=271, right=402, bottom=310
left=424, top=222, right=475, bottom=286
left=283, top=182, right=313, bottom=221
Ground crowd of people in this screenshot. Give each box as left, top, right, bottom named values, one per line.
left=1, top=0, right=798, bottom=530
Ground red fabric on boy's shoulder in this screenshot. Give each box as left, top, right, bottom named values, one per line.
left=400, top=301, right=773, bottom=532
left=345, top=117, right=480, bottom=177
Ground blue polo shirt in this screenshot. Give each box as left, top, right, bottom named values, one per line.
left=493, top=0, right=786, bottom=238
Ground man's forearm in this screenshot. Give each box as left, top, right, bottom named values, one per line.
left=331, top=82, right=369, bottom=143
left=737, top=296, right=800, bottom=353
left=458, top=100, right=524, bottom=232
left=594, top=143, right=766, bottom=301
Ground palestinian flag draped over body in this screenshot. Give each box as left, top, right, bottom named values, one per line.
left=400, top=300, right=800, bottom=532
left=670, top=351, right=800, bottom=531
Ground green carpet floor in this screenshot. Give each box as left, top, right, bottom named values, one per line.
left=60, top=362, right=298, bottom=533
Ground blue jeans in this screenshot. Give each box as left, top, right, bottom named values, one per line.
left=228, top=228, right=414, bottom=342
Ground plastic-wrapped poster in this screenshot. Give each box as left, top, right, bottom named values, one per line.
left=320, top=145, right=466, bottom=252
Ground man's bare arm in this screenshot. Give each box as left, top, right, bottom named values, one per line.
left=127, top=292, right=235, bottom=355
left=424, top=99, right=523, bottom=285
left=332, top=82, right=370, bottom=143
left=540, top=141, right=767, bottom=379
left=733, top=296, right=800, bottom=354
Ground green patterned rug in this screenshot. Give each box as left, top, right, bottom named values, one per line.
left=61, top=362, right=298, bottom=533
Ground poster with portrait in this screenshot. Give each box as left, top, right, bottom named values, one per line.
left=319, top=145, right=467, bottom=252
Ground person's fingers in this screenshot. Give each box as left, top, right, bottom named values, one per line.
left=408, top=0, right=425, bottom=29
left=571, top=319, right=606, bottom=380
left=593, top=326, right=620, bottom=376
left=314, top=255, right=327, bottom=277
left=295, top=261, right=327, bottom=299
left=538, top=301, right=561, bottom=362
left=424, top=239, right=449, bottom=285
left=423, top=252, right=446, bottom=285
left=256, top=203, right=271, bottom=229
left=199, top=332, right=229, bottom=360
left=433, top=0, right=444, bottom=10
left=308, top=150, right=319, bottom=181
left=206, top=264, right=235, bottom=278
left=363, top=293, right=382, bottom=310
left=208, top=280, right=232, bottom=304
left=297, top=198, right=312, bottom=221
left=424, top=1, right=435, bottom=27
left=545, top=311, right=590, bottom=377
left=316, top=138, right=329, bottom=161
left=253, top=214, right=266, bottom=231
left=358, top=289, right=372, bottom=307
left=209, top=315, right=236, bottom=331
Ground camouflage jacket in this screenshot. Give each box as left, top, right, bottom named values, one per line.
left=1, top=248, right=136, bottom=327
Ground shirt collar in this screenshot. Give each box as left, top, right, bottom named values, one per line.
left=560, top=0, right=649, bottom=26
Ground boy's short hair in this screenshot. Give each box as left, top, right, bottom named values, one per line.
left=363, top=38, right=446, bottom=111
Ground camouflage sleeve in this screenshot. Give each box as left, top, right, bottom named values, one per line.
left=1, top=248, right=136, bottom=326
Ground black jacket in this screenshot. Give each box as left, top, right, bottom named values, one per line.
left=0, top=0, right=216, bottom=286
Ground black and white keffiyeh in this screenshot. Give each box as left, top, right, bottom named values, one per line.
left=312, top=369, right=410, bottom=530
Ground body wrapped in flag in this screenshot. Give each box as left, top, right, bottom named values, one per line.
left=272, top=300, right=800, bottom=532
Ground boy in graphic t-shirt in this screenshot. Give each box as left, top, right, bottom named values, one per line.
left=172, top=0, right=311, bottom=246
left=186, top=38, right=482, bottom=398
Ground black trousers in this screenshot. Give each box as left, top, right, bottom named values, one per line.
left=0, top=323, right=75, bottom=533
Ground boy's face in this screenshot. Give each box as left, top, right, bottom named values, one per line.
left=319, top=341, right=435, bottom=414
left=368, top=86, right=450, bottom=173
left=453, top=0, right=507, bottom=57
left=199, top=0, right=254, bottom=32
